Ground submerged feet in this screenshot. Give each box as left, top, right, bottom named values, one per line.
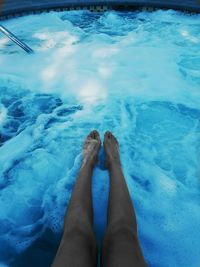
left=83, top=130, right=120, bottom=168
left=83, top=130, right=101, bottom=167
left=104, top=131, right=121, bottom=168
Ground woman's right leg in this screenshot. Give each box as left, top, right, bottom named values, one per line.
left=102, top=132, right=147, bottom=267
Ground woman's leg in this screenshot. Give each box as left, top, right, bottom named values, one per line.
left=102, top=132, right=147, bottom=267
left=51, top=130, right=101, bottom=267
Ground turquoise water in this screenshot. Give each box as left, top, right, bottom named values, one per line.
left=0, top=10, right=200, bottom=267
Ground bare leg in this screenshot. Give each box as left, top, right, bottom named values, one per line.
left=102, top=131, right=147, bottom=267
left=51, top=130, right=101, bottom=267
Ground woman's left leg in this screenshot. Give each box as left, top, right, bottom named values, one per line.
left=51, top=130, right=101, bottom=267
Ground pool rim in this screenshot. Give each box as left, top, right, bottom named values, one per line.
left=0, top=0, right=200, bottom=21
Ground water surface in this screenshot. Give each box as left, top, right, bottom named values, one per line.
left=0, top=10, right=200, bottom=267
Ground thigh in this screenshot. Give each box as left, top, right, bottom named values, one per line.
left=51, top=221, right=98, bottom=267
left=101, top=225, right=147, bottom=267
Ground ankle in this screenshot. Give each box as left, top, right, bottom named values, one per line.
left=108, top=158, right=121, bottom=169
left=82, top=157, right=96, bottom=169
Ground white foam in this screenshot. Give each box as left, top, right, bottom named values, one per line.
left=0, top=9, right=200, bottom=267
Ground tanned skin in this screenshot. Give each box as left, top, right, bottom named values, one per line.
left=51, top=130, right=146, bottom=267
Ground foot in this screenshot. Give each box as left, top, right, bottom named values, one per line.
left=82, top=130, right=101, bottom=167
left=104, top=131, right=121, bottom=168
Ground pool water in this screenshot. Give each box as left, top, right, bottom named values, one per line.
left=0, top=9, right=200, bottom=267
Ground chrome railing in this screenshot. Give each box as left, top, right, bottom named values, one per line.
left=0, top=25, right=34, bottom=54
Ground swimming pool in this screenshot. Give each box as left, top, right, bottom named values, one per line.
left=0, top=9, right=200, bottom=267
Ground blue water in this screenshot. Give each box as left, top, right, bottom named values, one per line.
left=0, top=10, right=200, bottom=267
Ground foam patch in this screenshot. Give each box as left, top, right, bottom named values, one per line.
left=0, top=9, right=200, bottom=267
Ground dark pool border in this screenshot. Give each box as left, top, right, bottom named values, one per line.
left=0, top=0, right=200, bottom=20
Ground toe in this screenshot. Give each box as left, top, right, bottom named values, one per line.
left=113, top=134, right=119, bottom=144
left=87, top=132, right=93, bottom=139
left=112, top=135, right=119, bottom=146
left=104, top=131, right=119, bottom=145
left=88, top=130, right=98, bottom=139
left=93, top=130, right=100, bottom=139
left=104, top=131, right=111, bottom=139
left=110, top=132, right=114, bottom=139
left=88, top=130, right=96, bottom=139
left=93, top=130, right=101, bottom=146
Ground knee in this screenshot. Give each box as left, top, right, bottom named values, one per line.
left=64, top=219, right=97, bottom=248
left=103, top=220, right=137, bottom=245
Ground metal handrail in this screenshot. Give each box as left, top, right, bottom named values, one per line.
left=0, top=25, right=34, bottom=54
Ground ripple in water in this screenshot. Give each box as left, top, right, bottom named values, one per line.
left=0, top=9, right=200, bottom=267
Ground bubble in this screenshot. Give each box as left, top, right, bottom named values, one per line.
left=0, top=9, right=200, bottom=267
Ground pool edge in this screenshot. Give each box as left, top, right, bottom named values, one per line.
left=0, top=0, right=200, bottom=20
